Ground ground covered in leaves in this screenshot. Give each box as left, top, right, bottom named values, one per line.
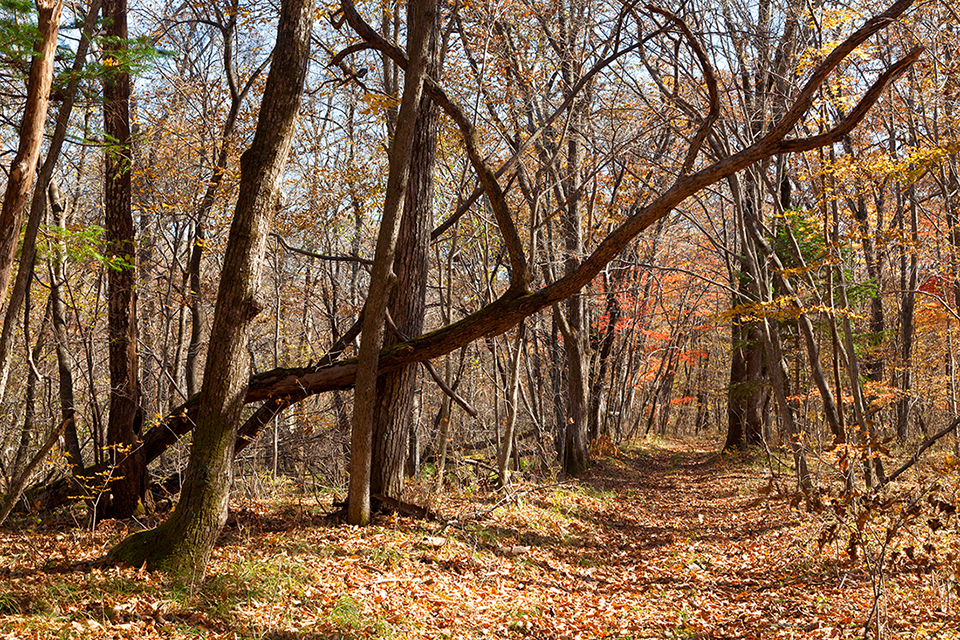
left=1, top=438, right=958, bottom=639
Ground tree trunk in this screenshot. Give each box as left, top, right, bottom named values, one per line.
left=370, top=9, right=439, bottom=500
left=0, top=0, right=64, bottom=311
left=347, top=0, right=437, bottom=526
left=102, top=0, right=144, bottom=519
left=725, top=315, right=766, bottom=451
left=897, top=182, right=919, bottom=440
left=106, top=0, right=312, bottom=575
left=497, top=323, right=524, bottom=487
left=49, top=181, right=82, bottom=473
left=561, top=6, right=593, bottom=476
left=0, top=0, right=65, bottom=397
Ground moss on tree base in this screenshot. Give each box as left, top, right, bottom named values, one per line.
left=105, top=521, right=192, bottom=576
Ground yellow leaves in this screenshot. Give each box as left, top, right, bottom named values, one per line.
left=358, top=92, right=401, bottom=116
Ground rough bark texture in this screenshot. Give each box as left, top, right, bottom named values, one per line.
left=370, top=7, right=439, bottom=501
left=347, top=0, right=436, bottom=526
left=0, top=0, right=65, bottom=396
left=102, top=0, right=144, bottom=519
left=106, top=0, right=312, bottom=575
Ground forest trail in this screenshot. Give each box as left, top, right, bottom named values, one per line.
left=0, top=439, right=956, bottom=639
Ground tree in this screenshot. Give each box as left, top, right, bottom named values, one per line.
left=0, top=0, right=64, bottom=375
left=106, top=0, right=313, bottom=574
left=23, top=0, right=920, bottom=522
left=0, top=0, right=101, bottom=476
left=369, top=0, right=441, bottom=502
left=346, top=0, right=437, bottom=526
left=101, top=0, right=144, bottom=519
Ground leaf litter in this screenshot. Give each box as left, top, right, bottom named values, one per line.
left=0, top=438, right=957, bottom=639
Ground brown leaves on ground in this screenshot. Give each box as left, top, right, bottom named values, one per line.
left=1, top=438, right=957, bottom=639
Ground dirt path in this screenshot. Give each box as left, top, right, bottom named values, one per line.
left=568, top=440, right=957, bottom=639
left=0, top=439, right=957, bottom=639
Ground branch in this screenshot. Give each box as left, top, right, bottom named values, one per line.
left=384, top=309, right=478, bottom=418
left=776, top=47, right=924, bottom=154
left=645, top=5, right=719, bottom=175
left=339, top=0, right=529, bottom=293
left=871, top=416, right=960, bottom=495
left=338, top=1, right=644, bottom=283
left=270, top=232, right=373, bottom=265
left=767, top=0, right=915, bottom=142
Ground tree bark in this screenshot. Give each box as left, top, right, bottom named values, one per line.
left=102, top=0, right=144, bottom=519
left=370, top=6, right=439, bottom=500
left=0, top=0, right=64, bottom=309
left=347, top=0, right=437, bottom=526
left=0, top=0, right=65, bottom=397
left=48, top=181, right=82, bottom=473
left=106, top=0, right=313, bottom=575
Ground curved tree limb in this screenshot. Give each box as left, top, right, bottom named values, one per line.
left=644, top=5, right=719, bottom=176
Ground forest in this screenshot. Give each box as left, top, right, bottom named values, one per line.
left=0, top=0, right=959, bottom=637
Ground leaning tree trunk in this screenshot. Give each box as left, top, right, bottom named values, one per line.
left=106, top=0, right=313, bottom=575
left=0, top=0, right=64, bottom=398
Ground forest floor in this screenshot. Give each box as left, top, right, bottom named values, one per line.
left=0, top=437, right=958, bottom=639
